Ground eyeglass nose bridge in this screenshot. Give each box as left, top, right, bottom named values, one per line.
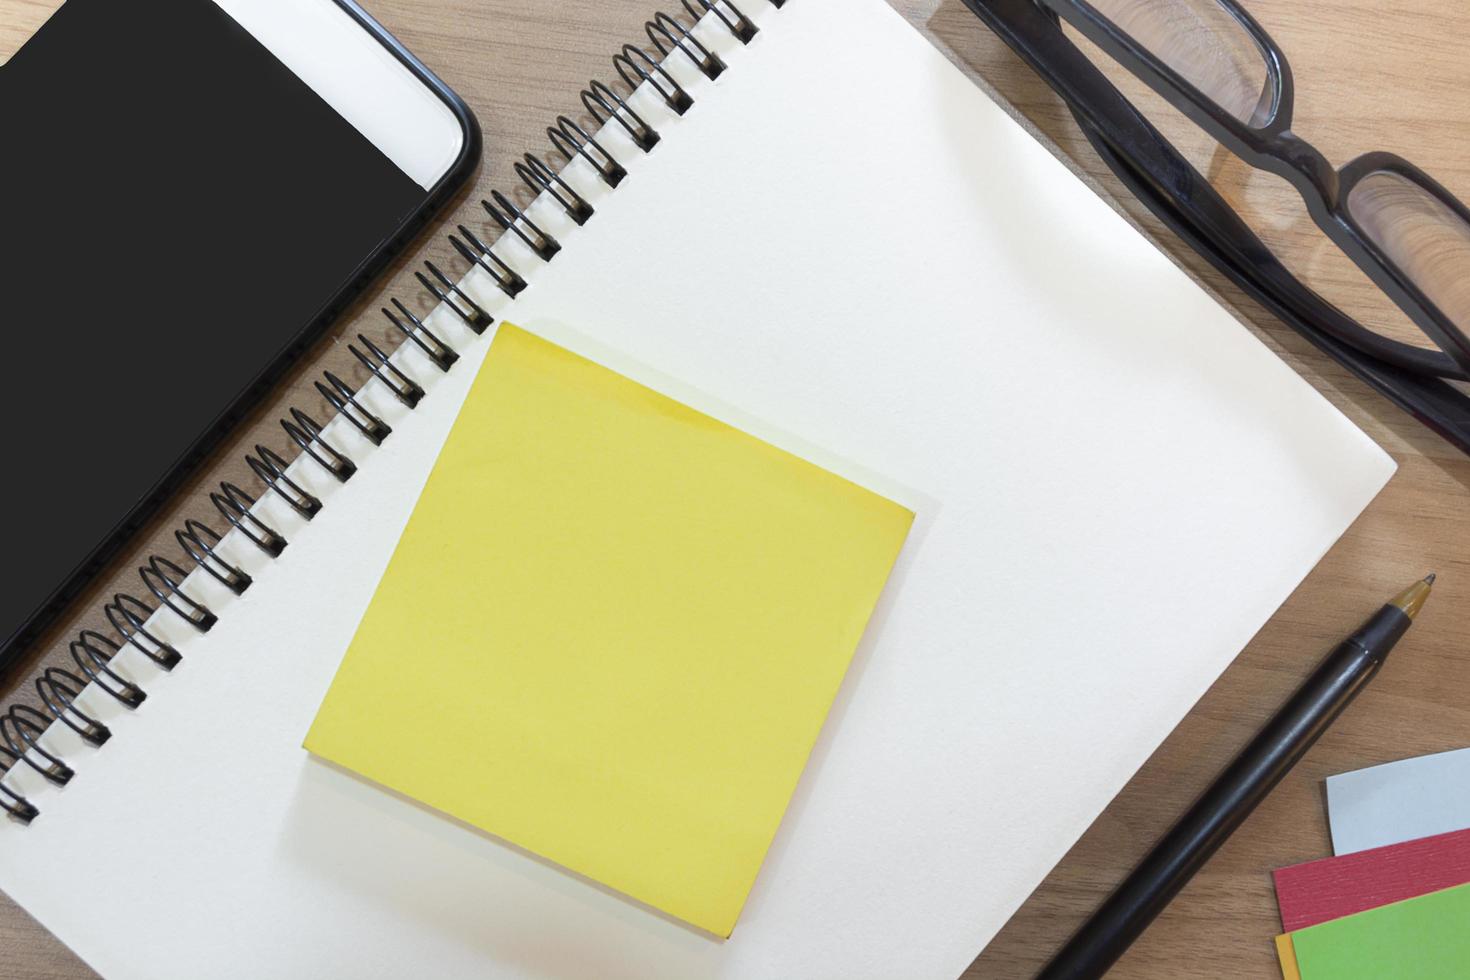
left=1259, top=131, right=1341, bottom=208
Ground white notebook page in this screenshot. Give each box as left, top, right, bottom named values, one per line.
left=0, top=1, right=1394, bottom=978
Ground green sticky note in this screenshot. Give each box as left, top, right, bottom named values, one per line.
left=1291, top=881, right=1470, bottom=979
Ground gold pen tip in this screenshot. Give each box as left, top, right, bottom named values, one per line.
left=1390, top=576, right=1436, bottom=620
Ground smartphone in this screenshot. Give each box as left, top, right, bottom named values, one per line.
left=0, top=0, right=480, bottom=669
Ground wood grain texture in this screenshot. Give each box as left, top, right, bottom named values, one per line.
left=0, top=0, right=59, bottom=63
left=1, top=1, right=1467, bottom=977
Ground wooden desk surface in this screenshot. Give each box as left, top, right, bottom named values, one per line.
left=2, top=1, right=1467, bottom=977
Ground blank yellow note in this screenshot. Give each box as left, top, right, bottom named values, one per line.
left=306, top=324, right=913, bottom=937
left=1276, top=934, right=1302, bottom=980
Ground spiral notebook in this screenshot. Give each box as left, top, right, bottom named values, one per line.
left=0, top=1, right=1394, bottom=978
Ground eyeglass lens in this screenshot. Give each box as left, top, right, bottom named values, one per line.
left=1084, top=0, right=1276, bottom=127
left=1348, top=170, right=1470, bottom=343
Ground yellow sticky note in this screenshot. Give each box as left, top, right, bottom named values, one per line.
left=306, top=324, right=913, bottom=937
left=1276, top=933, right=1302, bottom=980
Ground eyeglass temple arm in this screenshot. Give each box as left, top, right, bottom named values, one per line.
left=962, top=0, right=1470, bottom=453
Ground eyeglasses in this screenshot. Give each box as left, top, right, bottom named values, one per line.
left=962, top=0, right=1470, bottom=456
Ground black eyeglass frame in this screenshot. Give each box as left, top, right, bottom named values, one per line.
left=960, top=0, right=1470, bottom=456
left=1047, top=0, right=1470, bottom=379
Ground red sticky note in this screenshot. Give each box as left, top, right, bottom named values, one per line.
left=1273, top=827, right=1470, bottom=932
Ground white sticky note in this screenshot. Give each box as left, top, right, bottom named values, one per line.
left=1328, top=747, right=1470, bottom=855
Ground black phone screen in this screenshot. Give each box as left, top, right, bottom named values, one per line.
left=0, top=0, right=441, bottom=662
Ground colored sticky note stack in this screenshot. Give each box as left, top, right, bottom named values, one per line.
left=1273, top=748, right=1470, bottom=979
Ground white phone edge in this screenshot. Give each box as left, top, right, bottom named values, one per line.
left=212, top=0, right=466, bottom=191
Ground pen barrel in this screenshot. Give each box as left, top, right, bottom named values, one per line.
left=1037, top=606, right=1407, bottom=980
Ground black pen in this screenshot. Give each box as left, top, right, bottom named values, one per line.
left=1038, top=575, right=1436, bottom=980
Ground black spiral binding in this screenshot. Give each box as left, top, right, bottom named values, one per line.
left=0, top=747, right=39, bottom=825
left=0, top=0, right=775, bottom=825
